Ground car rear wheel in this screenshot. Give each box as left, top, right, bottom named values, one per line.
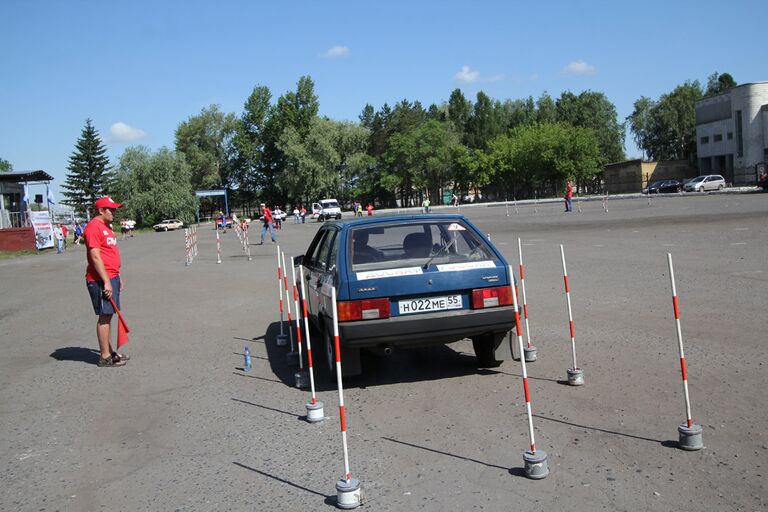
left=164, top=226, right=168, bottom=231
left=718, top=184, right=724, bottom=190
left=472, top=333, right=503, bottom=367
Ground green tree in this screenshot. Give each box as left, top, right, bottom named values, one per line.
left=705, top=72, right=736, bottom=96
left=556, top=91, right=625, bottom=163
left=0, top=157, right=12, bottom=172
left=232, top=85, right=273, bottom=196
left=487, top=123, right=602, bottom=197
left=535, top=92, right=557, bottom=124
left=465, top=91, right=504, bottom=150
left=112, top=146, right=197, bottom=226
left=62, top=119, right=112, bottom=216
left=174, top=104, right=238, bottom=190
left=278, top=117, right=340, bottom=202
left=447, top=89, right=472, bottom=135
left=628, top=81, right=703, bottom=161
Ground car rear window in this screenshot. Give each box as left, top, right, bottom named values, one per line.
left=349, top=220, right=498, bottom=272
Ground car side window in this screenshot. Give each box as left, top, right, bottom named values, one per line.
left=306, top=230, right=330, bottom=269
left=316, top=230, right=337, bottom=271
left=327, top=231, right=340, bottom=271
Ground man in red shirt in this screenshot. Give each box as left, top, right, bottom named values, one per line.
left=564, top=180, right=573, bottom=212
left=259, top=203, right=276, bottom=244
left=84, top=196, right=129, bottom=367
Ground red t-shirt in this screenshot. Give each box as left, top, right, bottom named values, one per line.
left=84, top=217, right=121, bottom=282
left=262, top=208, right=273, bottom=223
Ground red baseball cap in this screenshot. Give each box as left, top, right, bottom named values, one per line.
left=94, top=196, right=123, bottom=209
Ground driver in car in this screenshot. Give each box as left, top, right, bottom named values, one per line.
left=352, top=231, right=383, bottom=264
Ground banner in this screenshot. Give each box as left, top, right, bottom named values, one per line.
left=30, top=211, right=54, bottom=250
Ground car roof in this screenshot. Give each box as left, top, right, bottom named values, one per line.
left=324, top=213, right=470, bottom=229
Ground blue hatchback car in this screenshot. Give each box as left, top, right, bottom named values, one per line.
left=296, top=214, right=516, bottom=377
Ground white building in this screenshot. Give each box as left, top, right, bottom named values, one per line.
left=695, top=81, right=768, bottom=185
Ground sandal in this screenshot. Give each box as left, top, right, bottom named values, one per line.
left=98, top=355, right=126, bottom=367
left=112, top=352, right=130, bottom=362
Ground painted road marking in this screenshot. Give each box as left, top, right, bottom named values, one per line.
left=735, top=228, right=749, bottom=231
left=730, top=242, right=747, bottom=246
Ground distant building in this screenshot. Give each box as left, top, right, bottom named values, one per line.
left=603, top=159, right=694, bottom=194
left=695, top=81, right=768, bottom=185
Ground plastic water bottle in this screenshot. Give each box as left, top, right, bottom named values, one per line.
left=244, top=346, right=252, bottom=372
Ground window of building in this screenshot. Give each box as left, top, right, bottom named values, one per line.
left=713, top=134, right=722, bottom=142
left=736, top=110, right=743, bottom=157
left=727, top=132, right=733, bottom=140
left=700, top=136, right=709, bottom=144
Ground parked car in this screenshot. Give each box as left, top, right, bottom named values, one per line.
left=295, top=214, right=516, bottom=378
left=312, top=199, right=343, bottom=221
left=643, top=179, right=682, bottom=194
left=153, top=219, right=184, bottom=231
left=683, top=175, right=726, bottom=192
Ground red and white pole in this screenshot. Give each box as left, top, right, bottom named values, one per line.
left=560, top=245, right=584, bottom=385
left=330, top=286, right=362, bottom=507
left=244, top=223, right=252, bottom=261
left=509, top=265, right=549, bottom=479
left=667, top=253, right=703, bottom=450
left=518, top=238, right=537, bottom=361
left=276, top=246, right=287, bottom=346
left=282, top=251, right=298, bottom=366
left=216, top=225, right=222, bottom=264
left=299, top=264, right=324, bottom=422
left=291, top=256, right=308, bottom=388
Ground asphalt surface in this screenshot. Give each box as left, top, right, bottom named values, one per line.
left=1, top=192, right=767, bottom=511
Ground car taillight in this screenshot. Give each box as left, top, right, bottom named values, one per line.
left=471, top=286, right=513, bottom=309
left=337, top=298, right=390, bottom=322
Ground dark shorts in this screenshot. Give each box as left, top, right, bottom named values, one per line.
left=86, top=275, right=121, bottom=316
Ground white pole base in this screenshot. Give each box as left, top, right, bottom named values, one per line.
left=286, top=350, right=299, bottom=366
left=276, top=334, right=288, bottom=347
left=677, top=424, right=704, bottom=451
left=567, top=367, right=584, bottom=386
left=335, top=478, right=361, bottom=509
left=294, top=370, right=309, bottom=388
left=523, top=346, right=538, bottom=362
left=306, top=401, right=324, bottom=423
left=522, top=450, right=549, bottom=479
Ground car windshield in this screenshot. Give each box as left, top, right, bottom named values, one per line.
left=322, top=201, right=339, bottom=208
left=349, top=220, right=498, bottom=272
left=691, top=176, right=705, bottom=183
left=649, top=181, right=663, bottom=187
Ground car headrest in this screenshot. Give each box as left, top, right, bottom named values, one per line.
left=403, top=232, right=431, bottom=258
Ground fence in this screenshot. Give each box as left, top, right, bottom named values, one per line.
left=0, top=211, right=29, bottom=229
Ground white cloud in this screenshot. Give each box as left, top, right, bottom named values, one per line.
left=109, top=122, right=147, bottom=143
left=454, top=65, right=480, bottom=83
left=561, top=60, right=596, bottom=76
left=530, top=73, right=540, bottom=81
left=321, top=46, right=350, bottom=58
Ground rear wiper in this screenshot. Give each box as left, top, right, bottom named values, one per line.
left=423, top=238, right=455, bottom=269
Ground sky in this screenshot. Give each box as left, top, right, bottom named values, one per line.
left=2, top=0, right=766, bottom=199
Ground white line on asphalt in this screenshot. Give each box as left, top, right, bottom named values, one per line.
left=735, top=228, right=749, bottom=231
left=662, top=244, right=676, bottom=247
left=730, top=242, right=747, bottom=246
left=592, top=244, right=604, bottom=247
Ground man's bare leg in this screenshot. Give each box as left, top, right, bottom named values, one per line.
left=97, top=314, right=113, bottom=359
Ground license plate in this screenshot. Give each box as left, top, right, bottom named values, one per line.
left=398, top=294, right=463, bottom=315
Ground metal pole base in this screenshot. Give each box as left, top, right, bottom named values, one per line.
left=286, top=350, right=299, bottom=366
left=567, top=367, right=584, bottom=386
left=677, top=424, right=704, bottom=451
left=523, top=346, right=538, bottom=362
left=522, top=450, right=549, bottom=480
left=216, top=260, right=222, bottom=264
left=306, top=401, right=324, bottom=423
left=294, top=370, right=309, bottom=388
left=335, top=478, right=361, bottom=509
left=276, top=334, right=288, bottom=347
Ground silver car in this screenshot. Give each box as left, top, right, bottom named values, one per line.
left=683, top=175, right=726, bottom=192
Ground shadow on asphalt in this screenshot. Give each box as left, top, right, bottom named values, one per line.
left=381, top=436, right=509, bottom=471
left=532, top=413, right=672, bottom=446
left=231, top=462, right=334, bottom=504
left=249, top=322, right=501, bottom=390
left=49, top=346, right=100, bottom=365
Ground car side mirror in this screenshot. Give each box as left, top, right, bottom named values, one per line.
left=295, top=254, right=304, bottom=266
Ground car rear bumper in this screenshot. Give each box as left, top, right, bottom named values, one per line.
left=337, top=305, right=516, bottom=348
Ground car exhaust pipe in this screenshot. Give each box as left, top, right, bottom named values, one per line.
left=372, top=344, right=393, bottom=356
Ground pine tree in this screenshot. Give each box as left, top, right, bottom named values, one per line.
left=62, top=119, right=112, bottom=216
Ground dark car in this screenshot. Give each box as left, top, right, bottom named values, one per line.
left=295, top=214, right=516, bottom=377
left=644, top=179, right=682, bottom=194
